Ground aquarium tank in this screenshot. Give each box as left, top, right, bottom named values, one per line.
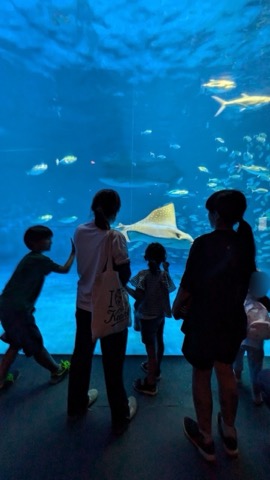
left=0, top=0, right=269, bottom=355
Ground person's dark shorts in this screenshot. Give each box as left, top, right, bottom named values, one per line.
left=140, top=316, right=165, bottom=346
left=0, top=309, right=44, bottom=357
left=182, top=330, right=243, bottom=370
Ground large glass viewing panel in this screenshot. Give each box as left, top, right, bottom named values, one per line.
left=0, top=1, right=269, bottom=354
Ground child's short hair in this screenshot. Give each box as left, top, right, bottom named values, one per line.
left=24, top=225, right=53, bottom=250
left=144, top=242, right=166, bottom=263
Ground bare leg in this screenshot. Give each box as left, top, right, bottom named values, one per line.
left=0, top=346, right=18, bottom=384
left=156, top=319, right=165, bottom=375
left=214, top=361, right=238, bottom=428
left=33, top=346, right=59, bottom=373
left=192, top=367, right=213, bottom=437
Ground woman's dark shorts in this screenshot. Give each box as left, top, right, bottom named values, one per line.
left=182, top=330, right=243, bottom=370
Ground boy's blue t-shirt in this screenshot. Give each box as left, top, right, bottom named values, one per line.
left=0, top=252, right=60, bottom=313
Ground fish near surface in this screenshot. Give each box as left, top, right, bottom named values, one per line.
left=117, top=203, right=193, bottom=249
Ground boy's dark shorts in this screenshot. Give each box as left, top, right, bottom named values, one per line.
left=0, top=309, right=44, bottom=357
left=140, top=316, right=165, bottom=346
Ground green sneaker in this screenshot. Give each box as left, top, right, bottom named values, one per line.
left=0, top=370, right=20, bottom=390
left=50, top=360, right=70, bottom=385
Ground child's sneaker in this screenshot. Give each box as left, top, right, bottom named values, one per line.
left=50, top=360, right=70, bottom=385
left=140, top=361, right=161, bottom=380
left=0, top=370, right=20, bottom=390
left=133, top=378, right=158, bottom=396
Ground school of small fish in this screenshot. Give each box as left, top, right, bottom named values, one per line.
left=27, top=155, right=78, bottom=225
left=22, top=77, right=270, bottom=268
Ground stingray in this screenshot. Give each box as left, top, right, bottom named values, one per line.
left=117, top=203, right=193, bottom=249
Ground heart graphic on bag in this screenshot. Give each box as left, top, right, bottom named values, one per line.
left=91, top=232, right=131, bottom=340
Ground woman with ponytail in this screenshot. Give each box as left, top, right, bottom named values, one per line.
left=172, top=189, right=256, bottom=462
left=67, top=189, right=137, bottom=434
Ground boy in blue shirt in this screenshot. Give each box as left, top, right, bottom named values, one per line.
left=0, top=225, right=75, bottom=389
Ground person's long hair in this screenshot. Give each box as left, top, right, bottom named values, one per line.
left=206, top=189, right=256, bottom=272
left=91, top=189, right=121, bottom=230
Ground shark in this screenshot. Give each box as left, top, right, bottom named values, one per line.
left=212, top=93, right=270, bottom=116
left=117, top=203, right=193, bottom=249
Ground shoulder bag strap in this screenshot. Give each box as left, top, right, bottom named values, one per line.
left=106, top=230, right=114, bottom=271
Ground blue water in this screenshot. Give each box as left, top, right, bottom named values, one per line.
left=0, top=1, right=270, bottom=355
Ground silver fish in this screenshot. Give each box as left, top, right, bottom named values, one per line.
left=212, top=93, right=270, bottom=116
left=56, top=155, right=77, bottom=166
left=59, top=216, right=78, bottom=224
left=141, top=129, right=152, bottom=135
left=26, top=163, right=48, bottom=176
left=37, top=214, right=53, bottom=223
left=166, top=189, right=189, bottom=197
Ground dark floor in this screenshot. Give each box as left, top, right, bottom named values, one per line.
left=1, top=354, right=270, bottom=480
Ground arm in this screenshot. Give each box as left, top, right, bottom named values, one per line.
left=162, top=262, right=176, bottom=292
left=125, top=284, right=144, bottom=302
left=114, top=261, right=131, bottom=286
left=162, top=261, right=170, bottom=272
left=172, top=286, right=192, bottom=320
left=111, top=230, right=131, bottom=286
left=56, top=239, right=76, bottom=274
left=172, top=239, right=200, bottom=318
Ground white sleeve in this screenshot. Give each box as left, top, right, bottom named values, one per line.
left=111, top=230, right=130, bottom=266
